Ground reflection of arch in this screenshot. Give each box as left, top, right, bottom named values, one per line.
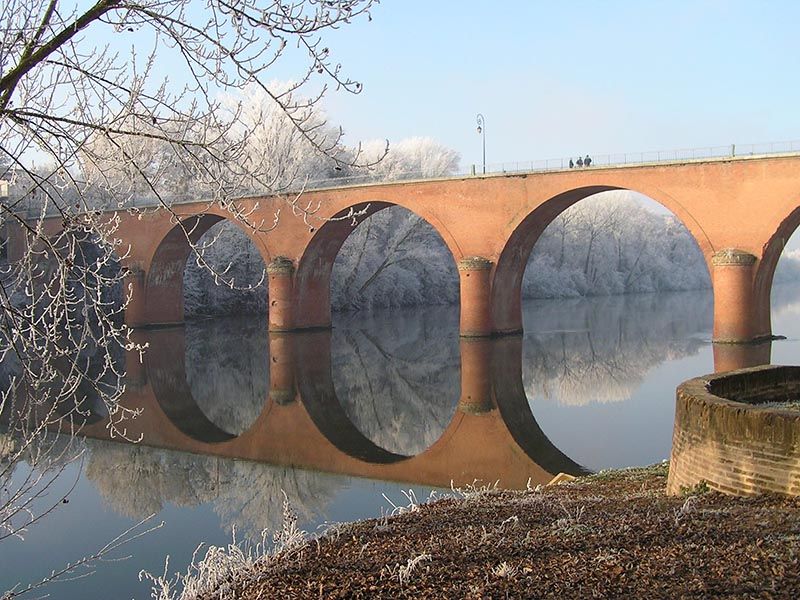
left=293, top=329, right=408, bottom=464
left=492, top=186, right=712, bottom=334
left=145, top=214, right=269, bottom=325
left=753, top=203, right=800, bottom=338
left=91, top=317, right=595, bottom=486
left=292, top=326, right=588, bottom=474
left=293, top=202, right=460, bottom=329
left=144, top=327, right=236, bottom=444
left=28, top=229, right=126, bottom=423
left=490, top=336, right=590, bottom=477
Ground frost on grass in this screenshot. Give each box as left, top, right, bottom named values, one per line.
left=491, top=561, right=519, bottom=579
left=381, top=488, right=444, bottom=517
left=140, top=492, right=307, bottom=600
left=450, top=479, right=501, bottom=503
left=381, top=553, right=432, bottom=587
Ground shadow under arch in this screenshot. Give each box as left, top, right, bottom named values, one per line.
left=143, top=327, right=237, bottom=444
left=492, top=185, right=712, bottom=334
left=293, top=201, right=460, bottom=329
left=292, top=329, right=410, bottom=464
left=489, top=336, right=590, bottom=477
left=753, top=202, right=800, bottom=339
left=145, top=213, right=270, bottom=325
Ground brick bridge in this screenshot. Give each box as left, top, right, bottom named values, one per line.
left=19, top=154, right=800, bottom=342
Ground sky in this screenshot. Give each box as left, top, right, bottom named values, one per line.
left=40, top=0, right=800, bottom=170
left=300, top=0, right=800, bottom=170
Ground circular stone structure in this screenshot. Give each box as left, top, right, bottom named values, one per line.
left=667, top=365, right=800, bottom=497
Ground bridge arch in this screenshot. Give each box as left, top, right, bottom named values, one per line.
left=144, top=212, right=271, bottom=325
left=753, top=200, right=800, bottom=339
left=492, top=185, right=712, bottom=333
left=293, top=200, right=461, bottom=329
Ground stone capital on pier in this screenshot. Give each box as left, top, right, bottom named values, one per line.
left=457, top=256, right=493, bottom=272
left=711, top=248, right=757, bottom=267
left=267, top=256, right=296, bottom=275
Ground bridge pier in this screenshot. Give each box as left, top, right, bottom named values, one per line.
left=267, top=256, right=295, bottom=332
left=268, top=333, right=296, bottom=404
left=711, top=249, right=758, bottom=344
left=457, top=338, right=494, bottom=414
left=458, top=256, right=494, bottom=337
left=122, top=265, right=147, bottom=328
left=713, top=340, right=772, bottom=372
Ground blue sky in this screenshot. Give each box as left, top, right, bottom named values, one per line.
left=305, top=0, right=800, bottom=169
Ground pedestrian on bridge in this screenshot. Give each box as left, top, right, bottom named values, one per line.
left=584, top=154, right=592, bottom=167
left=569, top=158, right=574, bottom=168
left=576, top=156, right=584, bottom=167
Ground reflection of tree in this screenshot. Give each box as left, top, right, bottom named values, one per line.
left=84, top=439, right=342, bottom=537
left=85, top=441, right=217, bottom=518
left=523, top=291, right=712, bottom=406
left=184, top=318, right=269, bottom=436
left=212, top=460, right=341, bottom=537
left=331, top=308, right=460, bottom=455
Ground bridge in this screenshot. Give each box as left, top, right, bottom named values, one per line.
left=12, top=152, right=800, bottom=343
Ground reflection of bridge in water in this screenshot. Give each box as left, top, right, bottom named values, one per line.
left=72, top=293, right=779, bottom=490
left=79, top=327, right=591, bottom=489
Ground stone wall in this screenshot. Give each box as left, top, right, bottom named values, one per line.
left=667, top=365, right=800, bottom=497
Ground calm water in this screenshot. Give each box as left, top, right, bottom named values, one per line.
left=3, top=287, right=800, bottom=598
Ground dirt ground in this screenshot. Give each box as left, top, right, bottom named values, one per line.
left=203, top=464, right=800, bottom=599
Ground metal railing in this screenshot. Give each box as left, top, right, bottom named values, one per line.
left=463, top=140, right=800, bottom=177
left=290, top=139, right=800, bottom=191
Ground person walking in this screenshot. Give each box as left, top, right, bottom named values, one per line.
left=577, top=156, right=584, bottom=167
left=569, top=158, right=574, bottom=168
left=584, top=154, right=592, bottom=167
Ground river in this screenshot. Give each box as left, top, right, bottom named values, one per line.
left=2, top=286, right=799, bottom=598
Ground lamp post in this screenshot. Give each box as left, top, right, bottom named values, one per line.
left=476, top=113, right=486, bottom=174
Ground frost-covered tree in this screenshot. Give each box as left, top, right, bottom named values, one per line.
left=184, top=136, right=462, bottom=316
left=330, top=137, right=461, bottom=311
left=1, top=0, right=379, bottom=590
left=523, top=192, right=711, bottom=298
left=357, top=136, right=461, bottom=181
left=181, top=84, right=358, bottom=317
left=183, top=222, right=269, bottom=318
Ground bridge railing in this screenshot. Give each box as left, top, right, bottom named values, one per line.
left=8, top=140, right=800, bottom=217
left=473, top=140, right=800, bottom=176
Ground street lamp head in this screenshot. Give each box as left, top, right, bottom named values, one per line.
left=477, top=125, right=482, bottom=134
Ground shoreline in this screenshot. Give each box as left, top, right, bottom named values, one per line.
left=197, top=464, right=800, bottom=598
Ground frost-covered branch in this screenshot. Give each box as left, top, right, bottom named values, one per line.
left=1, top=0, right=380, bottom=592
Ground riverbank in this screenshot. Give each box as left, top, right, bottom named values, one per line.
left=199, top=463, right=800, bottom=599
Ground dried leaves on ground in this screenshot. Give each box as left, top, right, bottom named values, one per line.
left=201, top=464, right=800, bottom=599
